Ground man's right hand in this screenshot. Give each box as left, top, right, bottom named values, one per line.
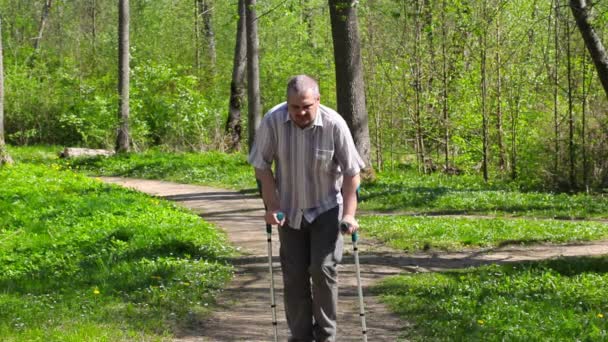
left=265, top=210, right=285, bottom=226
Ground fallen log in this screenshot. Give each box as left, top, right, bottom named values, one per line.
left=59, top=147, right=115, bottom=158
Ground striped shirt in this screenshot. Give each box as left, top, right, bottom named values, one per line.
left=248, top=102, right=365, bottom=229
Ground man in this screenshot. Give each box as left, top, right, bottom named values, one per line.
left=249, top=75, right=364, bottom=342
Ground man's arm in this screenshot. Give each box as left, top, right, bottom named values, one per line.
left=255, top=168, right=283, bottom=225
left=341, top=173, right=361, bottom=233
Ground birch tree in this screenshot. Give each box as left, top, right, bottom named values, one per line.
left=116, top=0, right=130, bottom=152
left=0, top=17, right=12, bottom=165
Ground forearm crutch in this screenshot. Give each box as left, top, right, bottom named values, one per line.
left=265, top=211, right=283, bottom=342
left=340, top=222, right=368, bottom=341
left=257, top=180, right=281, bottom=342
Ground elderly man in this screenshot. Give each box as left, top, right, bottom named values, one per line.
left=249, top=75, right=364, bottom=342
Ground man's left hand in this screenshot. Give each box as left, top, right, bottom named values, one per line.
left=340, top=214, right=359, bottom=235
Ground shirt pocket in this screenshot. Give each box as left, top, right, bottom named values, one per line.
left=314, top=148, right=334, bottom=172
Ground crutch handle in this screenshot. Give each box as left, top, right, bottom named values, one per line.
left=266, top=212, right=284, bottom=233
left=339, top=221, right=359, bottom=242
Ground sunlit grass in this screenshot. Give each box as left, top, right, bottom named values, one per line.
left=10, top=146, right=608, bottom=220
left=359, top=172, right=608, bottom=219
left=61, top=149, right=257, bottom=190
left=359, top=215, right=608, bottom=251
left=374, top=257, right=608, bottom=341
left=0, top=163, right=234, bottom=340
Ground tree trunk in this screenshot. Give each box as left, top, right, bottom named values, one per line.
left=301, top=0, right=316, bottom=48
left=198, top=0, right=217, bottom=74
left=116, top=0, right=130, bottom=153
left=246, top=0, right=262, bottom=151
left=194, top=0, right=201, bottom=71
left=569, top=0, right=608, bottom=100
left=441, top=0, right=450, bottom=172
left=91, top=0, right=97, bottom=56
left=553, top=0, right=560, bottom=174
left=413, top=0, right=427, bottom=173
left=0, top=18, right=12, bottom=166
left=329, top=0, right=374, bottom=178
left=510, top=83, right=520, bottom=180
left=582, top=53, right=589, bottom=191
left=226, top=0, right=247, bottom=152
left=566, top=15, right=576, bottom=190
left=28, top=0, right=53, bottom=66
left=495, top=14, right=506, bottom=172
left=480, top=2, right=489, bottom=182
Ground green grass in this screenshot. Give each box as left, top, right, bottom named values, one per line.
left=6, top=145, right=62, bottom=164
left=374, top=257, right=608, bottom=341
left=0, top=163, right=234, bottom=340
left=360, top=215, right=608, bottom=251
left=9, top=146, right=608, bottom=220
left=359, top=171, right=608, bottom=219
left=63, top=149, right=257, bottom=190
left=7, top=145, right=257, bottom=190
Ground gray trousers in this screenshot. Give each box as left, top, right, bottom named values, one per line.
left=279, top=206, right=344, bottom=342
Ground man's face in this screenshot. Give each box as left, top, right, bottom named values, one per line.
left=287, top=89, right=320, bottom=128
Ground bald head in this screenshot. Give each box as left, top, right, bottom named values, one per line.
left=286, top=75, right=320, bottom=100
left=286, top=75, right=321, bottom=128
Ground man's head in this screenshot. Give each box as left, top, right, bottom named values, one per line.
left=286, top=75, right=320, bottom=128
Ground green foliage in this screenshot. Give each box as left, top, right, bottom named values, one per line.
left=4, top=61, right=117, bottom=148
left=2, top=0, right=608, bottom=190
left=374, top=258, right=608, bottom=341
left=130, top=62, right=223, bottom=150
left=257, top=0, right=336, bottom=110
left=0, top=163, right=234, bottom=339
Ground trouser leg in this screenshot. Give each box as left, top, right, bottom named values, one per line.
left=309, top=206, right=343, bottom=342
left=279, top=223, right=313, bottom=341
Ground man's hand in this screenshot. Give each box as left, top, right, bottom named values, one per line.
left=340, top=214, right=359, bottom=234
left=265, top=210, right=285, bottom=226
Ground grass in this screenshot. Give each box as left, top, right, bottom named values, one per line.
left=359, top=172, right=608, bottom=219
left=9, top=146, right=608, bottom=220
left=0, top=163, right=235, bottom=340
left=360, top=215, right=608, bottom=251
left=6, top=145, right=608, bottom=340
left=63, top=149, right=257, bottom=190
left=374, top=256, right=608, bottom=341
left=7, top=145, right=257, bottom=190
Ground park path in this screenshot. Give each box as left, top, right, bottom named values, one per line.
left=100, top=177, right=608, bottom=342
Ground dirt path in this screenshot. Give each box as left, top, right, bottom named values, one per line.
left=100, top=177, right=608, bottom=341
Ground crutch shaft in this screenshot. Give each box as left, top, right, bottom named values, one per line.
left=266, top=224, right=278, bottom=342
left=352, top=239, right=368, bottom=342
left=340, top=221, right=368, bottom=341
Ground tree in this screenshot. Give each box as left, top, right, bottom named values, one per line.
left=328, top=0, right=373, bottom=178
left=246, top=0, right=261, bottom=151
left=28, top=0, right=53, bottom=65
left=440, top=0, right=451, bottom=172
left=0, top=17, right=13, bottom=165
left=225, top=0, right=246, bottom=152
left=116, top=0, right=130, bottom=152
left=479, top=0, right=489, bottom=182
left=412, top=0, right=427, bottom=173
left=569, top=0, right=608, bottom=100
left=195, top=0, right=217, bottom=77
